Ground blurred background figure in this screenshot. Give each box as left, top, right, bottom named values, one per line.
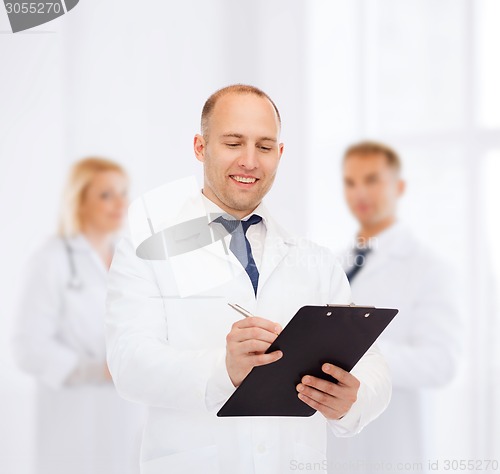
left=327, top=142, right=463, bottom=472
left=12, top=158, right=144, bottom=474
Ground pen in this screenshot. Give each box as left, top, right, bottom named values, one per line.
left=228, top=303, right=254, bottom=318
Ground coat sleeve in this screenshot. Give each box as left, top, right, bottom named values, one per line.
left=325, top=260, right=392, bottom=437
left=11, top=242, right=80, bottom=389
left=105, top=236, right=235, bottom=412
left=377, top=258, right=463, bottom=389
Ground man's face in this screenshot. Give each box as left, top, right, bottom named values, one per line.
left=194, top=93, right=284, bottom=218
left=343, top=153, right=404, bottom=227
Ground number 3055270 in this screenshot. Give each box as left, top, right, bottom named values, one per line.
left=5, top=3, right=62, bottom=14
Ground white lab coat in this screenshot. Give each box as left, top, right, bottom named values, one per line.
left=106, top=203, right=392, bottom=474
left=13, top=235, right=145, bottom=474
left=327, top=222, right=462, bottom=472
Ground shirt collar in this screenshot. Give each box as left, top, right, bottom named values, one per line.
left=349, top=221, right=401, bottom=249
left=64, top=234, right=91, bottom=251
left=368, top=221, right=403, bottom=248
left=349, top=221, right=414, bottom=258
left=200, top=191, right=269, bottom=229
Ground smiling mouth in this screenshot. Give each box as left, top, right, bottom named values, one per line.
left=230, top=175, right=259, bottom=184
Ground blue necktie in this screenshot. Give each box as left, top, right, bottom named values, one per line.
left=345, top=247, right=371, bottom=282
left=215, top=214, right=262, bottom=296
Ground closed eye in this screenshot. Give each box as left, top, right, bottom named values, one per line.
left=226, top=143, right=241, bottom=148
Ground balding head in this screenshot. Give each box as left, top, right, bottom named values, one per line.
left=201, top=84, right=281, bottom=140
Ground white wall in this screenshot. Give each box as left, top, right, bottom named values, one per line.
left=0, top=11, right=65, bottom=473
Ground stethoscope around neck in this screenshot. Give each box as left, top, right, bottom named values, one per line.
left=63, top=237, right=83, bottom=290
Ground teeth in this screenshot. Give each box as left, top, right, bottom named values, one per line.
left=232, top=175, right=256, bottom=184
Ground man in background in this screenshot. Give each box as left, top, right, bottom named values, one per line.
left=328, top=141, right=463, bottom=472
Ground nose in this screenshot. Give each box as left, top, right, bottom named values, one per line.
left=349, top=183, right=368, bottom=198
left=238, top=145, right=258, bottom=170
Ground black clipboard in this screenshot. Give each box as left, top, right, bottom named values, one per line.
left=217, top=304, right=398, bottom=417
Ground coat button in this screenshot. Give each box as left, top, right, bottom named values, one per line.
left=257, top=443, right=266, bottom=454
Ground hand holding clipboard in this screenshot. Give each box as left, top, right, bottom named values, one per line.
left=218, top=304, right=398, bottom=417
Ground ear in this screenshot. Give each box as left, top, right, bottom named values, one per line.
left=397, top=179, right=406, bottom=197
left=278, top=142, right=284, bottom=160
left=194, top=134, right=206, bottom=163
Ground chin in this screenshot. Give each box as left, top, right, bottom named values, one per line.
left=234, top=201, right=260, bottom=213
left=103, top=223, right=123, bottom=233
left=222, top=194, right=255, bottom=211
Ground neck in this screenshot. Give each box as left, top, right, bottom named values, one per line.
left=81, top=225, right=115, bottom=268
left=358, top=216, right=396, bottom=242
left=202, top=188, right=258, bottom=220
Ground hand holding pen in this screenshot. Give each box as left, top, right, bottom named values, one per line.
left=225, top=303, right=283, bottom=387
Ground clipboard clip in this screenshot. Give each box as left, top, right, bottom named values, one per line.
left=325, top=303, right=376, bottom=308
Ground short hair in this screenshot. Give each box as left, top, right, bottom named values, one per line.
left=343, top=140, right=402, bottom=173
left=200, top=84, right=281, bottom=137
left=58, top=157, right=128, bottom=237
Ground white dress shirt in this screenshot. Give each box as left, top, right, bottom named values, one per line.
left=201, top=191, right=268, bottom=271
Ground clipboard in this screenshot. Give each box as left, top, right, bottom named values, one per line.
left=217, top=304, right=398, bottom=417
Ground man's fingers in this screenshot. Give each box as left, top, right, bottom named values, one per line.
left=232, top=316, right=282, bottom=335
left=250, top=350, right=283, bottom=367
left=295, top=364, right=361, bottom=420
left=236, top=339, right=272, bottom=355
left=296, top=382, right=333, bottom=407
left=233, top=326, right=279, bottom=344
left=297, top=392, right=345, bottom=420
left=299, top=375, right=341, bottom=397
left=322, top=363, right=359, bottom=388
left=225, top=317, right=284, bottom=387
left=296, top=383, right=351, bottom=417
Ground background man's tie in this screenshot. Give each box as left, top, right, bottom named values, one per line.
left=345, top=247, right=371, bottom=282
left=215, top=214, right=262, bottom=295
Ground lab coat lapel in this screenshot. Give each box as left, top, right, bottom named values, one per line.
left=357, top=250, right=386, bottom=281
left=68, top=235, right=108, bottom=279
left=257, top=216, right=291, bottom=292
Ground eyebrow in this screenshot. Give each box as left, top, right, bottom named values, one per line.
left=220, top=133, right=243, bottom=139
left=259, top=137, right=277, bottom=143
left=220, top=133, right=277, bottom=142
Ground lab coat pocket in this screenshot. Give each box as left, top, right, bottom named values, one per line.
left=141, top=444, right=219, bottom=474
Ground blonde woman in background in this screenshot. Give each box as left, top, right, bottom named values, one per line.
left=13, top=158, right=144, bottom=474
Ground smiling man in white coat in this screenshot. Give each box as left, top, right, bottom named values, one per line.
left=105, top=85, right=392, bottom=474
left=328, top=141, right=463, bottom=472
